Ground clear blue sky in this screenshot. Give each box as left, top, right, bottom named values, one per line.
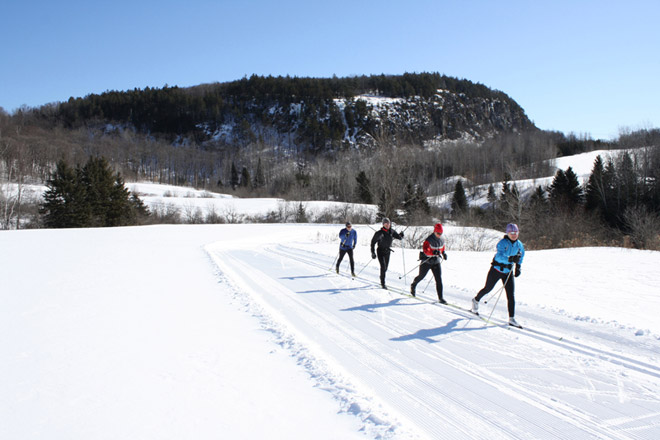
left=2, top=0, right=658, bottom=140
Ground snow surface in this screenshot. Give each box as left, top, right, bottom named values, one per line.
left=2, top=222, right=660, bottom=439
left=127, top=182, right=377, bottom=221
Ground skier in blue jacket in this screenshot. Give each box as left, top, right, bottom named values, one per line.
left=336, top=222, right=357, bottom=276
left=470, top=223, right=526, bottom=328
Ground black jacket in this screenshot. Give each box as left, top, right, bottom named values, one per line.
left=371, top=227, right=403, bottom=253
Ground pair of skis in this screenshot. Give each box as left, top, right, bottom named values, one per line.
left=388, top=282, right=524, bottom=329
left=331, top=265, right=524, bottom=329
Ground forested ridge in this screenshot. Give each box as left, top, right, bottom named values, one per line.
left=53, top=73, right=525, bottom=135
left=21, top=73, right=532, bottom=153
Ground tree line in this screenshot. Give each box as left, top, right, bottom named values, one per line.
left=450, top=144, right=660, bottom=249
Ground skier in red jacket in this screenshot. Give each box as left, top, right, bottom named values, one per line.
left=410, top=223, right=447, bottom=304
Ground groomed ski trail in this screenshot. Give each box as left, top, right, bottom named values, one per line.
left=207, top=243, right=660, bottom=440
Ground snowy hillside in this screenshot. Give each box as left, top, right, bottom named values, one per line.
left=2, top=223, right=659, bottom=439
left=431, top=148, right=629, bottom=209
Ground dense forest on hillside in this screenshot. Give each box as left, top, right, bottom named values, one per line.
left=21, top=73, right=532, bottom=151
left=50, top=73, right=521, bottom=132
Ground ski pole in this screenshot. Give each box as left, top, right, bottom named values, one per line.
left=331, top=234, right=350, bottom=271
left=355, top=256, right=374, bottom=277
left=329, top=251, right=339, bottom=271
left=421, top=257, right=443, bottom=294
left=421, top=274, right=433, bottom=294
left=398, top=256, right=433, bottom=279
left=485, top=269, right=513, bottom=323
left=395, top=223, right=408, bottom=285
left=483, top=270, right=509, bottom=304
left=401, top=237, right=407, bottom=285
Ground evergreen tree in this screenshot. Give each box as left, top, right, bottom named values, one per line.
left=295, top=202, right=308, bottom=222
left=41, top=160, right=90, bottom=228
left=230, top=162, right=239, bottom=190
left=254, top=157, right=266, bottom=188
left=585, top=155, right=606, bottom=211
left=499, top=173, right=516, bottom=215
left=402, top=183, right=430, bottom=222
left=529, top=186, right=547, bottom=207
left=563, top=166, right=583, bottom=206
left=451, top=179, right=468, bottom=214
left=129, top=193, right=151, bottom=224
left=602, top=159, right=620, bottom=226
left=40, top=157, right=147, bottom=228
left=618, top=152, right=639, bottom=209
left=487, top=184, right=497, bottom=211
left=82, top=157, right=125, bottom=227
left=500, top=173, right=512, bottom=200
left=355, top=171, right=372, bottom=204
left=240, top=166, right=251, bottom=188
left=549, top=166, right=583, bottom=210
left=499, top=173, right=511, bottom=212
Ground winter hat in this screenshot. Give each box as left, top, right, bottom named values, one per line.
left=434, top=223, right=443, bottom=234
left=382, top=217, right=391, bottom=225
left=505, top=223, right=519, bottom=233
left=345, top=221, right=352, bottom=227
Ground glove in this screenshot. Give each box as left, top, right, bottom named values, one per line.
left=371, top=252, right=377, bottom=259
left=432, top=249, right=440, bottom=256
left=442, top=251, right=447, bottom=260
left=515, top=265, right=521, bottom=277
left=508, top=254, right=520, bottom=264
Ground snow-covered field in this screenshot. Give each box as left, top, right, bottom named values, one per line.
left=2, top=223, right=659, bottom=439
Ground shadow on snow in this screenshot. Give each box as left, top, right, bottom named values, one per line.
left=390, top=318, right=484, bottom=343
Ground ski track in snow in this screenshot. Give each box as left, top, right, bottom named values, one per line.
left=206, top=242, right=660, bottom=440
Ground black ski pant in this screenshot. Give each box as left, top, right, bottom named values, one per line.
left=376, top=248, right=392, bottom=286
left=336, top=248, right=355, bottom=272
left=475, top=266, right=516, bottom=317
left=411, top=262, right=443, bottom=300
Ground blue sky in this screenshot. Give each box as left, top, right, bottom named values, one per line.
left=1, top=0, right=658, bottom=140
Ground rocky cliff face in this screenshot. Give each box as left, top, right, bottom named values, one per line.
left=201, top=88, right=536, bottom=151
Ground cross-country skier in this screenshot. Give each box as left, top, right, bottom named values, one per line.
left=336, top=221, right=357, bottom=276
left=470, top=223, right=526, bottom=328
left=410, top=223, right=447, bottom=304
left=370, top=218, right=404, bottom=289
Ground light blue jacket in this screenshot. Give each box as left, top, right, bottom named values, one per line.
left=492, top=236, right=525, bottom=273
left=339, top=228, right=357, bottom=250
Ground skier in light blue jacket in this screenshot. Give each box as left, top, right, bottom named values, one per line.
left=336, top=222, right=357, bottom=276
left=470, top=223, right=526, bottom=328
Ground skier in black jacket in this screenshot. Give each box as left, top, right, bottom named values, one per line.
left=370, top=218, right=404, bottom=289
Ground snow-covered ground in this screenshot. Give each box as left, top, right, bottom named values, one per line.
left=127, top=182, right=377, bottom=222
left=2, top=223, right=659, bottom=439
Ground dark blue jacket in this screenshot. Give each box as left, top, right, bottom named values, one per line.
left=339, top=228, right=357, bottom=250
